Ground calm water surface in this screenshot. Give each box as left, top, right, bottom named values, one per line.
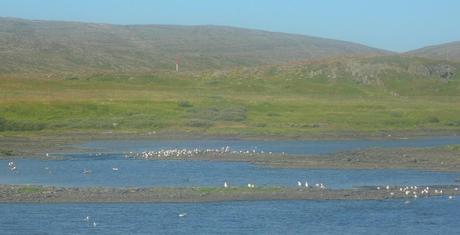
left=3, top=137, right=460, bottom=234
left=1, top=197, right=459, bottom=235
left=1, top=156, right=459, bottom=188
left=78, top=136, right=460, bottom=155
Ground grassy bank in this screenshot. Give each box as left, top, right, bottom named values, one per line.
left=1, top=56, right=460, bottom=137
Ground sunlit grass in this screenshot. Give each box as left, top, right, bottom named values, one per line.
left=1, top=63, right=460, bottom=136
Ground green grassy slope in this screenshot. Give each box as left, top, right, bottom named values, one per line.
left=0, top=17, right=388, bottom=74
left=1, top=56, right=459, bottom=137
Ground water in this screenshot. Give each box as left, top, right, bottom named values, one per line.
left=78, top=135, right=460, bottom=155
left=3, top=137, right=460, bottom=234
left=1, top=197, right=459, bottom=235
left=1, top=157, right=459, bottom=188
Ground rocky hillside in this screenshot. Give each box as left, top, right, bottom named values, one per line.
left=0, top=17, right=389, bottom=74
left=207, top=56, right=459, bottom=85
left=406, top=41, right=460, bottom=62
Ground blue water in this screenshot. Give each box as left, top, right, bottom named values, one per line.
left=77, top=136, right=460, bottom=155
left=1, top=157, right=459, bottom=188
left=1, top=197, right=459, bottom=235
left=3, top=138, right=460, bottom=234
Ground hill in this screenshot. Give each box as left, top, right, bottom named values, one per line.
left=0, top=17, right=389, bottom=74
left=406, top=41, right=460, bottom=62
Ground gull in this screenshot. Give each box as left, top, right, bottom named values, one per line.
left=179, top=213, right=187, bottom=217
left=84, top=216, right=90, bottom=221
left=304, top=180, right=309, bottom=188
left=448, top=196, right=454, bottom=200
left=112, top=167, right=119, bottom=171
left=297, top=181, right=302, bottom=187
left=224, top=182, right=228, bottom=188
left=92, top=222, right=97, bottom=227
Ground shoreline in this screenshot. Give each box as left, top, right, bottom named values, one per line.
left=1, top=131, right=459, bottom=172
left=1, top=185, right=458, bottom=203
left=1, top=129, right=459, bottom=155
left=125, top=146, right=460, bottom=172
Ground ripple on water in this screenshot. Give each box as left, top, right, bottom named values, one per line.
left=0, top=197, right=459, bottom=234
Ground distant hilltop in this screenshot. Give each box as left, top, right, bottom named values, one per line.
left=1, top=17, right=459, bottom=76
left=406, top=41, right=460, bottom=62
left=0, top=17, right=388, bottom=74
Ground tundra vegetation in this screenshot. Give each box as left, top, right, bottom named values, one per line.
left=0, top=56, right=459, bottom=138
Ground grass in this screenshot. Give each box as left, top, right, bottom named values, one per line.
left=191, top=186, right=284, bottom=194
left=0, top=149, right=14, bottom=156
left=1, top=56, right=460, bottom=137
left=445, top=145, right=460, bottom=152
left=17, top=186, right=43, bottom=194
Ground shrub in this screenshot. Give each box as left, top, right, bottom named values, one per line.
left=427, top=116, right=440, bottom=123
left=178, top=100, right=193, bottom=108
left=0, top=116, right=46, bottom=131
left=185, top=119, right=213, bottom=128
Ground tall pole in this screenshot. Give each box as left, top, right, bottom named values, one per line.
left=176, top=56, right=180, bottom=72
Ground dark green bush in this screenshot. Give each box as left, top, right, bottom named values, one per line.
left=185, top=119, right=213, bottom=128
left=0, top=116, right=46, bottom=131
left=178, top=100, right=193, bottom=108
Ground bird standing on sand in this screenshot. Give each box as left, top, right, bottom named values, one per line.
left=224, top=182, right=228, bottom=188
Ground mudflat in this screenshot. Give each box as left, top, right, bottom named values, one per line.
left=1, top=185, right=458, bottom=203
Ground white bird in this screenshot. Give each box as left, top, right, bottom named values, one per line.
left=224, top=182, right=228, bottom=188
left=448, top=196, right=454, bottom=200
left=377, top=186, right=381, bottom=190
left=84, top=216, right=90, bottom=221
left=46, top=153, right=49, bottom=157
left=386, top=185, right=390, bottom=190
left=390, top=192, right=395, bottom=196
left=179, top=213, right=187, bottom=217
left=10, top=166, right=17, bottom=171
left=92, top=222, right=97, bottom=227
left=304, top=180, right=309, bottom=188
left=247, top=183, right=252, bottom=188
left=112, top=167, right=119, bottom=171
left=297, top=181, right=302, bottom=187
left=8, top=161, right=14, bottom=167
